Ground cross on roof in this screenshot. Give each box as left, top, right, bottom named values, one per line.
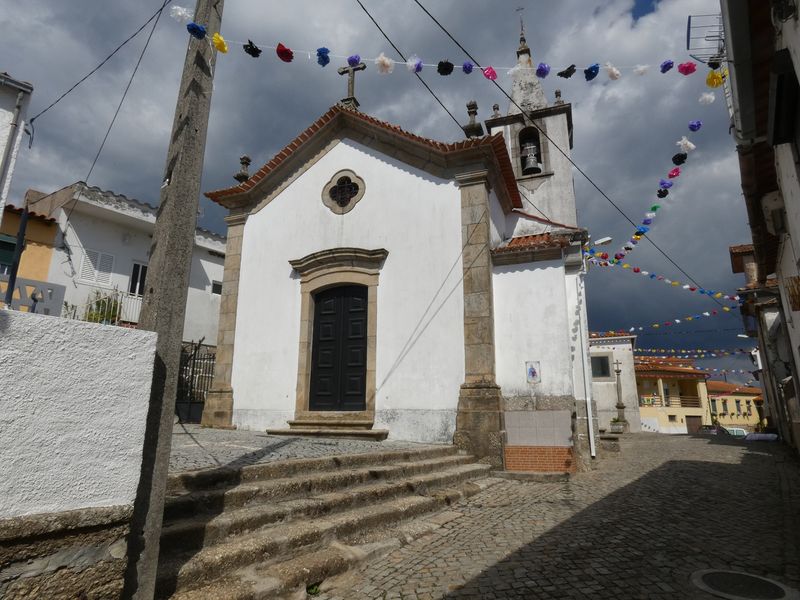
left=338, top=61, right=366, bottom=109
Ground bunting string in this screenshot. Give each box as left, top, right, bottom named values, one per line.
left=636, top=347, right=756, bottom=355
left=585, top=256, right=742, bottom=305
left=627, top=305, right=737, bottom=332
left=169, top=6, right=728, bottom=98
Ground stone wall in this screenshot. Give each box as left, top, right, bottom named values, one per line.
left=0, top=311, right=156, bottom=598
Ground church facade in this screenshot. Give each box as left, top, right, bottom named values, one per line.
left=202, top=35, right=596, bottom=468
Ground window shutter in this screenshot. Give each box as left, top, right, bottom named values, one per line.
left=97, top=253, right=114, bottom=285
left=80, top=249, right=114, bottom=284
left=81, top=249, right=99, bottom=281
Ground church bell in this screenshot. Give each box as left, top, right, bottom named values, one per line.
left=521, top=142, right=542, bottom=175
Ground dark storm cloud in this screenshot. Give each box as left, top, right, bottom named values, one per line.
left=0, top=0, right=754, bottom=380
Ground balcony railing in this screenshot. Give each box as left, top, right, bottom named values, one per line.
left=639, top=395, right=703, bottom=408
left=64, top=289, right=143, bottom=326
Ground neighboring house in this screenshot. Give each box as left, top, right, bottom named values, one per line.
left=0, top=203, right=64, bottom=314
left=200, top=30, right=596, bottom=471
left=0, top=72, right=33, bottom=226
left=706, top=380, right=764, bottom=433
left=635, top=357, right=711, bottom=434
left=25, top=182, right=226, bottom=345
left=729, top=244, right=795, bottom=442
left=589, top=332, right=641, bottom=432
left=721, top=3, right=800, bottom=451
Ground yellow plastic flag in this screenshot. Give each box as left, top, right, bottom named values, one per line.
left=212, top=32, right=228, bottom=53
left=706, top=70, right=723, bottom=88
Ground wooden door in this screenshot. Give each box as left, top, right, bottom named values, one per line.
left=309, top=285, right=368, bottom=411
left=685, top=415, right=702, bottom=434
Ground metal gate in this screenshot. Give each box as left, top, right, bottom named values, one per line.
left=176, top=341, right=215, bottom=423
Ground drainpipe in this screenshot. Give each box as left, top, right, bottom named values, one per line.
left=576, top=265, right=596, bottom=458
left=0, top=90, right=26, bottom=210
left=3, top=203, right=28, bottom=308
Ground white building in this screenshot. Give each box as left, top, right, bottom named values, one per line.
left=26, top=182, right=226, bottom=345
left=0, top=72, right=33, bottom=226
left=589, top=332, right=641, bottom=432
left=201, top=32, right=595, bottom=470
left=722, top=2, right=800, bottom=450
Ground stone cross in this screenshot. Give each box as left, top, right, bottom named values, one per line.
left=338, top=61, right=366, bottom=109
left=614, top=359, right=622, bottom=374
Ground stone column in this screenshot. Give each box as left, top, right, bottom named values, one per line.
left=452, top=170, right=503, bottom=466
left=201, top=211, right=247, bottom=428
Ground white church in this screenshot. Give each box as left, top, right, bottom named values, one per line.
left=202, top=32, right=596, bottom=468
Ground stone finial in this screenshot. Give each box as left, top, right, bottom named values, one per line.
left=554, top=89, right=564, bottom=105
left=233, top=155, right=251, bottom=183
left=492, top=103, right=501, bottom=118
left=462, top=100, right=484, bottom=138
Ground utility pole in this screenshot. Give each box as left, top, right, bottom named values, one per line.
left=122, top=1, right=224, bottom=597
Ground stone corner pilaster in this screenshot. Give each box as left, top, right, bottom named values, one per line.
left=454, top=383, right=504, bottom=467
left=200, top=387, right=236, bottom=429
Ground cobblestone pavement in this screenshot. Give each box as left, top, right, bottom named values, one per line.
left=318, top=434, right=800, bottom=600
left=169, top=424, right=434, bottom=473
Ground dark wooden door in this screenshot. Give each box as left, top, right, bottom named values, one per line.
left=309, top=285, right=368, bottom=411
left=686, top=415, right=702, bottom=434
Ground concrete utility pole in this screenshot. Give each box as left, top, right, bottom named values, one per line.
left=123, top=0, right=224, bottom=597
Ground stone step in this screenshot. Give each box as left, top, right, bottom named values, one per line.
left=266, top=427, right=389, bottom=440
left=163, top=454, right=474, bottom=521
left=160, top=477, right=490, bottom=598
left=166, top=445, right=457, bottom=495
left=160, top=462, right=489, bottom=554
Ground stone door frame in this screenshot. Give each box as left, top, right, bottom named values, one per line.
left=288, top=247, right=387, bottom=428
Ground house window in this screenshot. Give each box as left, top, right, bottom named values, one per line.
left=710, top=399, right=718, bottom=414
left=591, top=356, right=610, bottom=379
left=0, top=234, right=15, bottom=275
left=722, top=399, right=729, bottom=415
left=211, top=280, right=222, bottom=295
left=735, top=399, right=742, bottom=414
left=668, top=415, right=677, bottom=422
left=80, top=248, right=114, bottom=285
left=129, top=262, right=148, bottom=296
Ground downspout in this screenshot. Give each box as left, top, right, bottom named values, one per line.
left=576, top=258, right=596, bottom=458
left=0, top=90, right=25, bottom=208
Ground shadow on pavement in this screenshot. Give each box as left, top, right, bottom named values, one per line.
left=444, top=438, right=800, bottom=599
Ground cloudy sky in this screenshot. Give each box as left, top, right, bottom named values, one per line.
left=0, top=0, right=756, bottom=380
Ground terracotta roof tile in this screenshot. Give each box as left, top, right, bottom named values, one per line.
left=493, top=233, right=573, bottom=254
left=706, top=381, right=761, bottom=394
left=205, top=105, right=522, bottom=208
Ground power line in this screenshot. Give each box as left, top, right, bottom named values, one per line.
left=27, top=0, right=173, bottom=145
left=410, top=0, right=723, bottom=305
left=354, top=0, right=557, bottom=226
left=353, top=0, right=461, bottom=130
left=86, top=2, right=166, bottom=181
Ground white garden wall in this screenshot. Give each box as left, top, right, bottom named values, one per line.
left=0, top=310, right=156, bottom=518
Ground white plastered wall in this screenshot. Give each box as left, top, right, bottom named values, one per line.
left=232, top=139, right=465, bottom=442
left=492, top=258, right=575, bottom=399
left=589, top=339, right=641, bottom=432
left=0, top=311, right=155, bottom=518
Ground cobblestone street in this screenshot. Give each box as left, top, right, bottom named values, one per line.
left=317, top=434, right=800, bottom=600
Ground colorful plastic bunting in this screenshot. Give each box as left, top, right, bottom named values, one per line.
left=186, top=22, right=206, bottom=40
left=584, top=63, right=600, bottom=81
left=316, top=47, right=330, bottom=67
left=276, top=43, right=294, bottom=62
left=660, top=59, right=674, bottom=73
left=347, top=54, right=361, bottom=67
left=407, top=55, right=423, bottom=73
left=536, top=62, right=551, bottom=78
left=677, top=61, right=697, bottom=75
left=482, top=66, right=498, bottom=80
left=557, top=64, right=576, bottom=78
left=212, top=32, right=228, bottom=53
left=375, top=52, right=393, bottom=73
left=462, top=61, right=474, bottom=74
left=437, top=60, right=454, bottom=75
left=243, top=40, right=262, bottom=58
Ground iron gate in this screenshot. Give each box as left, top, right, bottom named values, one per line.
left=176, top=341, right=215, bottom=423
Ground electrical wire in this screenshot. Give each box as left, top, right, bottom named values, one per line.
left=410, top=0, right=724, bottom=306
left=354, top=0, right=559, bottom=229
left=353, top=0, right=461, bottom=131
left=60, top=1, right=168, bottom=269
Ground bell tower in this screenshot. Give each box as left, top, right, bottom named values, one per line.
left=484, top=22, right=577, bottom=233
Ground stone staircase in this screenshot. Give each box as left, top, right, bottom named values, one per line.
left=156, top=445, right=495, bottom=599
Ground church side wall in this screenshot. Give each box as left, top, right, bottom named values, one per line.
left=232, top=140, right=465, bottom=442
left=492, top=259, right=574, bottom=400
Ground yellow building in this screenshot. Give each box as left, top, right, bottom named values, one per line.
left=635, top=358, right=711, bottom=434
left=0, top=204, right=58, bottom=311
left=706, top=380, right=764, bottom=432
